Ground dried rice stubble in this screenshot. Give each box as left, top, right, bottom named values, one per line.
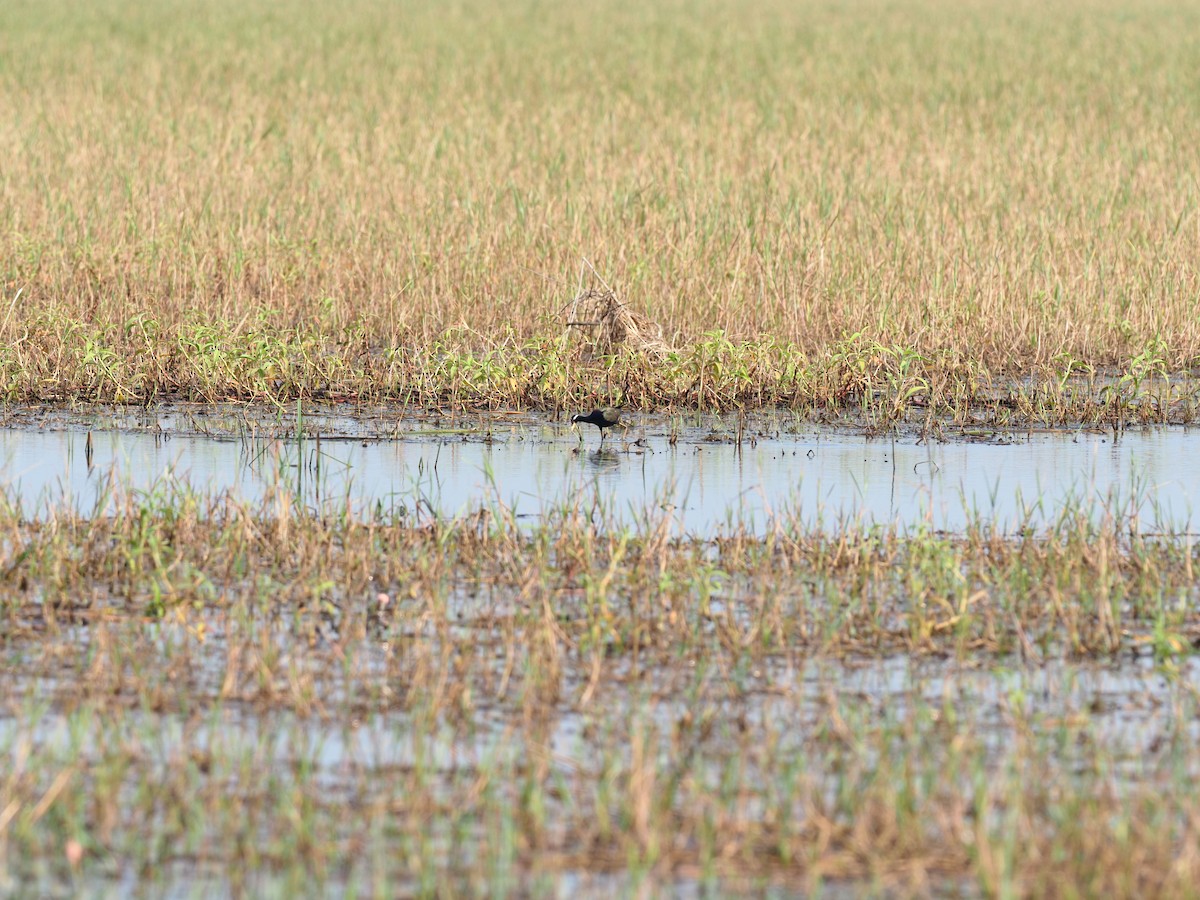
left=561, top=287, right=674, bottom=361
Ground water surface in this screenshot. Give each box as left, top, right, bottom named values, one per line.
left=1, top=418, right=1198, bottom=534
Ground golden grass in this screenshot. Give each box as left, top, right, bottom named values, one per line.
left=1, top=0, right=1199, bottom=411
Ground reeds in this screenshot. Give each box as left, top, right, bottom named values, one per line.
left=1, top=0, right=1199, bottom=415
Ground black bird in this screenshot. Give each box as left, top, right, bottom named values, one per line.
left=571, top=407, right=621, bottom=445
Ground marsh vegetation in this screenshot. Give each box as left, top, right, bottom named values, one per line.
left=3, top=0, right=1200, bottom=894
left=2, top=0, right=1199, bottom=421
left=3, top=454, right=1200, bottom=895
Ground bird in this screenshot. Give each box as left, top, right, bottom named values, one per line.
left=571, top=407, right=622, bottom=445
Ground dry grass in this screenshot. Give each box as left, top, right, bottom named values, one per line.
left=1, top=0, right=1199, bottom=412
left=563, top=281, right=674, bottom=362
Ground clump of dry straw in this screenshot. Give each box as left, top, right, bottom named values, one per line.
left=560, top=263, right=673, bottom=360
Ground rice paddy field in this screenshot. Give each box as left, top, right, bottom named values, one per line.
left=3, top=0, right=1200, bottom=895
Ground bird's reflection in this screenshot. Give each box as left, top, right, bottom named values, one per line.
left=585, top=448, right=621, bottom=470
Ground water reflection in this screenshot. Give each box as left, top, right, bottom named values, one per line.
left=582, top=447, right=623, bottom=471
left=0, top=423, right=1198, bottom=535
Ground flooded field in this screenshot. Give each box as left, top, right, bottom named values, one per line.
left=2, top=406, right=1199, bottom=534
left=7, top=0, right=1200, bottom=889
left=4, top=408, right=1200, bottom=896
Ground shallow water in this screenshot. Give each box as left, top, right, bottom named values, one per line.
left=2, top=410, right=1196, bottom=895
left=1, top=416, right=1200, bottom=534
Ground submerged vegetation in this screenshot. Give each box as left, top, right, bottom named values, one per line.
left=3, top=0, right=1200, bottom=893
left=2, top=477, right=1200, bottom=895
